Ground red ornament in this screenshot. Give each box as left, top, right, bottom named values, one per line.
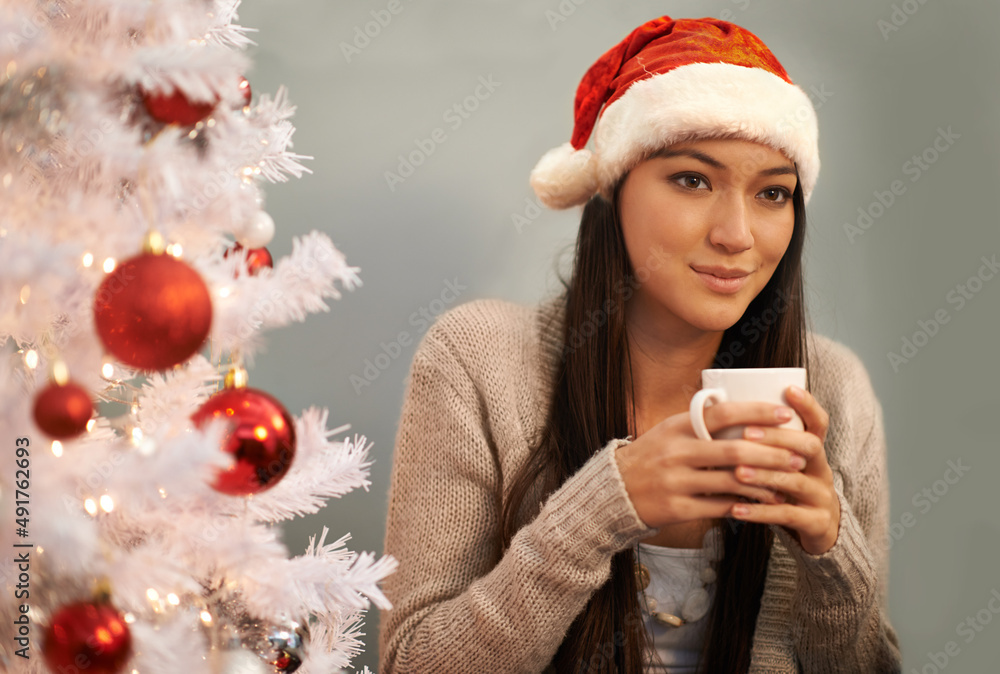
left=141, top=87, right=217, bottom=126
left=33, top=380, right=94, bottom=439
left=93, top=252, right=213, bottom=371
left=191, top=387, right=296, bottom=495
left=224, top=243, right=273, bottom=276
left=42, top=600, right=132, bottom=674
left=238, top=76, right=252, bottom=107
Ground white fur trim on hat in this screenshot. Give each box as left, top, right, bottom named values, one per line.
left=594, top=61, right=820, bottom=204
left=530, top=142, right=599, bottom=210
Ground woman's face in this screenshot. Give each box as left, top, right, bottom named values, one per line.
left=619, top=137, right=798, bottom=338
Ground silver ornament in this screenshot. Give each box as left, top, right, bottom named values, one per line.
left=238, top=614, right=309, bottom=673
left=205, top=590, right=310, bottom=673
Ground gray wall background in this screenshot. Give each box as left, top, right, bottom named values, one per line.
left=237, top=1, right=1000, bottom=671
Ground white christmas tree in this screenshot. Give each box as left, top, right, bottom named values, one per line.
left=0, top=1, right=395, bottom=672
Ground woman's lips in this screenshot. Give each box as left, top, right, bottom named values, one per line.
left=693, top=269, right=750, bottom=294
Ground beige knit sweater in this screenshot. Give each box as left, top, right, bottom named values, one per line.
left=379, top=294, right=902, bottom=673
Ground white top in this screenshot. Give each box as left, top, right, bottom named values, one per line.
left=637, top=529, right=721, bottom=673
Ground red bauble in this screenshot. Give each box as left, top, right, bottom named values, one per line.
left=238, top=76, right=252, bottom=107
left=191, top=387, right=296, bottom=495
left=33, top=380, right=94, bottom=439
left=142, top=88, right=217, bottom=126
left=93, top=253, right=213, bottom=371
left=224, top=243, right=273, bottom=276
left=42, top=600, right=132, bottom=674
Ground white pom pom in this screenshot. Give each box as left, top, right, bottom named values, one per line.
left=529, top=142, right=598, bottom=210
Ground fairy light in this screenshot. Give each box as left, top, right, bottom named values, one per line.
left=101, top=362, right=114, bottom=379
left=18, top=285, right=30, bottom=304
left=24, top=350, right=38, bottom=369
left=242, top=166, right=254, bottom=177
left=167, top=593, right=180, bottom=606
left=200, top=610, right=212, bottom=625
left=166, top=243, right=183, bottom=258
left=123, top=613, right=136, bottom=624
left=82, top=252, right=94, bottom=267
left=103, top=257, right=116, bottom=273
left=86, top=419, right=96, bottom=432
left=131, top=427, right=143, bottom=443
left=51, top=441, right=63, bottom=457
left=218, top=286, right=231, bottom=299
left=99, top=495, right=114, bottom=512
left=146, top=588, right=159, bottom=602
left=2, top=173, right=12, bottom=188
left=158, top=487, right=167, bottom=499
left=84, top=498, right=98, bottom=516
left=52, top=360, right=69, bottom=386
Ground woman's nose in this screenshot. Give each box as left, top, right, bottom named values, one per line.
left=707, top=193, right=754, bottom=252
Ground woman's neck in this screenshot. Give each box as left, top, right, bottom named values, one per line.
left=624, top=301, right=724, bottom=436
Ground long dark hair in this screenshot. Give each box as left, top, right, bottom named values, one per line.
left=499, top=166, right=810, bottom=672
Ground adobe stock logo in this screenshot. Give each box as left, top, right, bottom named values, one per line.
left=887, top=254, right=998, bottom=373
left=383, top=76, right=502, bottom=192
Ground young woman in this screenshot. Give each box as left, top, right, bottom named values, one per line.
left=379, top=16, right=902, bottom=673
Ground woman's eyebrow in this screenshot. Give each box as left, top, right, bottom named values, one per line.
left=650, top=147, right=797, bottom=178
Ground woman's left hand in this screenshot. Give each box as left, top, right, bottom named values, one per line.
left=729, top=385, right=841, bottom=555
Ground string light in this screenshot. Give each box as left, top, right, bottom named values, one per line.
left=82, top=252, right=94, bottom=267
left=18, top=285, right=30, bottom=304
left=101, top=362, right=114, bottom=379
left=84, top=498, right=98, bottom=516
left=103, top=257, right=116, bottom=273
left=52, top=360, right=69, bottom=386
left=51, top=441, right=63, bottom=457
left=24, top=350, right=38, bottom=369
left=99, top=495, right=114, bottom=512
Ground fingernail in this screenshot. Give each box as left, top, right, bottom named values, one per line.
left=775, top=407, right=794, bottom=421
left=738, top=466, right=755, bottom=479
left=732, top=504, right=750, bottom=517
left=744, top=426, right=764, bottom=440
left=787, top=385, right=804, bottom=400
left=773, top=492, right=786, bottom=503
left=790, top=456, right=806, bottom=470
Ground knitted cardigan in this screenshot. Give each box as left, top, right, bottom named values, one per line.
left=379, top=294, right=902, bottom=673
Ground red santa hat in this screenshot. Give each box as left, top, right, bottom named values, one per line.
left=530, top=16, right=820, bottom=209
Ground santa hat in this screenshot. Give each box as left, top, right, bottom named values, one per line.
left=530, top=16, right=820, bottom=209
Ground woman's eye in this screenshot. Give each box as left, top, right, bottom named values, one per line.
left=673, top=174, right=709, bottom=190
left=759, top=187, right=791, bottom=203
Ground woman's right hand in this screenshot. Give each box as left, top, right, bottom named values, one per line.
left=614, top=401, right=808, bottom=529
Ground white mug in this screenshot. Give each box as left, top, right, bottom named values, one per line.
left=689, top=367, right=807, bottom=441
